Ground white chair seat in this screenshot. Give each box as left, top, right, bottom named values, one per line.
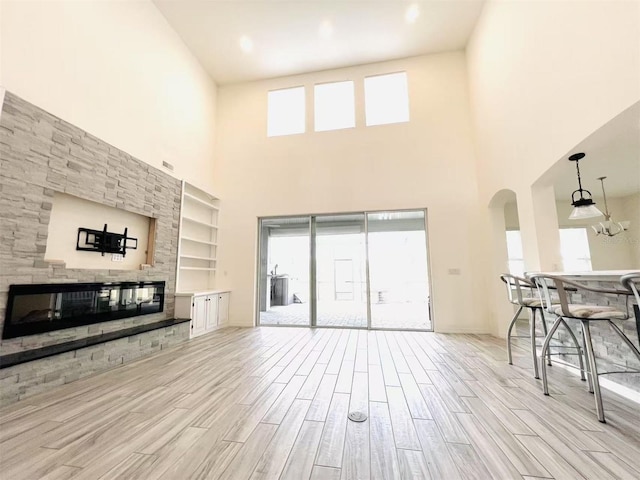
left=522, top=298, right=542, bottom=307
left=554, top=304, right=627, bottom=320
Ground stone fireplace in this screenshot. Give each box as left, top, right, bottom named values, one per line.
left=0, top=91, right=188, bottom=404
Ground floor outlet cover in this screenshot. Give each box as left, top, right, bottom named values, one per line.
left=348, top=411, right=367, bottom=422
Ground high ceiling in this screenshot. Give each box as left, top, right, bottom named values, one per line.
left=153, top=1, right=486, bottom=85
left=151, top=1, right=639, bottom=200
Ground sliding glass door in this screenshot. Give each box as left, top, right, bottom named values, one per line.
left=257, top=209, right=432, bottom=330
left=367, top=211, right=430, bottom=330
left=258, top=217, right=310, bottom=326
left=315, top=214, right=368, bottom=328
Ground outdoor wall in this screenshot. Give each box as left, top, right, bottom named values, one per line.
left=0, top=0, right=218, bottom=192
left=467, top=0, right=640, bottom=334
left=214, top=53, right=486, bottom=333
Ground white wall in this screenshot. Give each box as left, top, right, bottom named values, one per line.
left=214, top=53, right=487, bottom=332
left=0, top=0, right=218, bottom=192
left=468, top=0, right=640, bottom=207
left=468, top=0, right=640, bottom=334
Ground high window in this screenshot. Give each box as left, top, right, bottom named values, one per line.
left=364, top=72, right=410, bottom=126
left=560, top=228, right=592, bottom=271
left=505, top=228, right=593, bottom=274
left=314, top=81, right=355, bottom=132
left=267, top=86, right=305, bottom=137
left=505, top=230, right=525, bottom=277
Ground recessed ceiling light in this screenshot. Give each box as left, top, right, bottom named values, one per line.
left=405, top=4, right=420, bottom=24
left=239, top=35, right=253, bottom=53
left=319, top=20, right=333, bottom=39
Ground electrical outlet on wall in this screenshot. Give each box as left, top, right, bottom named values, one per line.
left=111, top=253, right=124, bottom=262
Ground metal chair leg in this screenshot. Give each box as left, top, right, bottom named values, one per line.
left=506, top=305, right=523, bottom=365
left=581, top=326, right=594, bottom=393
left=530, top=308, right=540, bottom=379
left=559, top=318, right=586, bottom=381
left=539, top=308, right=552, bottom=366
left=582, top=320, right=605, bottom=423
left=608, top=320, right=640, bottom=363
left=541, top=316, right=563, bottom=395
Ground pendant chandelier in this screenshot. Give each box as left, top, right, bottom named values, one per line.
left=592, top=176, right=630, bottom=236
left=568, top=153, right=604, bottom=220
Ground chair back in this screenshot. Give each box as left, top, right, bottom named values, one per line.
left=531, top=273, right=630, bottom=318
left=500, top=274, right=535, bottom=307
left=528, top=274, right=565, bottom=315
left=621, top=273, right=640, bottom=308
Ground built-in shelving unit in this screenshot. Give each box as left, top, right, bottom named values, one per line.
left=183, top=216, right=218, bottom=228
left=182, top=236, right=218, bottom=246
left=183, top=192, right=220, bottom=210
left=176, top=182, right=220, bottom=293
left=180, top=255, right=217, bottom=261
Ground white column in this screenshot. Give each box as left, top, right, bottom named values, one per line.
left=519, top=184, right=563, bottom=272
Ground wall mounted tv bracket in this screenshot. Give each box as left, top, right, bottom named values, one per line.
left=76, top=224, right=138, bottom=257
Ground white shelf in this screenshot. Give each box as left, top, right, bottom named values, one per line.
left=177, top=181, right=220, bottom=293
left=181, top=255, right=217, bottom=261
left=184, top=192, right=219, bottom=210
left=183, top=216, right=218, bottom=229
left=182, top=236, right=218, bottom=246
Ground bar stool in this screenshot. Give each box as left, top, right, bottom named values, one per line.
left=531, top=274, right=640, bottom=423
left=501, top=274, right=555, bottom=378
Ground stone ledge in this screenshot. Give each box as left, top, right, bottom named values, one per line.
left=0, top=318, right=190, bottom=369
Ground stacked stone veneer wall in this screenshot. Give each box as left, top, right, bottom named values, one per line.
left=0, top=324, right=189, bottom=404
left=515, top=283, right=640, bottom=393
left=0, top=91, right=188, bottom=404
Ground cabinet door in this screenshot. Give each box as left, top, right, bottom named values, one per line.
left=217, top=293, right=229, bottom=325
left=205, top=295, right=219, bottom=331
left=192, top=296, right=207, bottom=337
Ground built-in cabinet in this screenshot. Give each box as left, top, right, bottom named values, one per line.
left=175, top=291, right=230, bottom=338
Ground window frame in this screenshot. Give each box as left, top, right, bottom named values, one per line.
left=559, top=227, right=593, bottom=272
left=267, top=85, right=306, bottom=138
left=364, top=71, right=410, bottom=127
left=505, top=230, right=525, bottom=277
left=313, top=80, right=356, bottom=132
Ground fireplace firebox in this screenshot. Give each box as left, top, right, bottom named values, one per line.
left=2, top=281, right=165, bottom=339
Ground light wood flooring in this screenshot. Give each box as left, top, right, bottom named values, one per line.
left=1, top=327, right=640, bottom=479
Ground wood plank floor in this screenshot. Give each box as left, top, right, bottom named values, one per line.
left=1, top=327, right=639, bottom=479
